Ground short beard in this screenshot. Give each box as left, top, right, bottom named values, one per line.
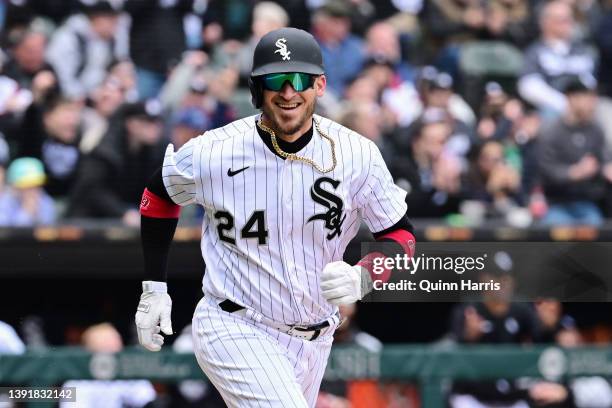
left=262, top=99, right=316, bottom=138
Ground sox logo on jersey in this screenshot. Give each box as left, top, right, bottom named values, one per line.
left=307, top=177, right=346, bottom=240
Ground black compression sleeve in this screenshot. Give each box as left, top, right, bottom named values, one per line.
left=140, top=167, right=178, bottom=282
left=141, top=216, right=178, bottom=282
left=146, top=166, right=171, bottom=201
left=373, top=212, right=414, bottom=240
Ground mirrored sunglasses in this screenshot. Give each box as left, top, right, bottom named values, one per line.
left=262, top=72, right=315, bottom=92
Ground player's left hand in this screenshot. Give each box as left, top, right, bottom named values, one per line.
left=135, top=281, right=173, bottom=352
left=320, top=261, right=371, bottom=305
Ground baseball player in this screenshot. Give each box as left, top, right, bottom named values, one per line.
left=135, top=27, right=416, bottom=407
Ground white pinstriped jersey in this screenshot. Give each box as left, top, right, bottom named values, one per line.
left=163, top=114, right=407, bottom=325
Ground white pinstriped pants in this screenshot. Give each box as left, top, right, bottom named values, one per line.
left=192, top=296, right=334, bottom=407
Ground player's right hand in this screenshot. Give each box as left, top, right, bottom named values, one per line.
left=135, top=281, right=173, bottom=352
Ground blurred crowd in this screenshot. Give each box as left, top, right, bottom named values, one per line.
left=1, top=0, right=612, bottom=228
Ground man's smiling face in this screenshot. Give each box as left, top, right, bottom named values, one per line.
left=261, top=74, right=326, bottom=139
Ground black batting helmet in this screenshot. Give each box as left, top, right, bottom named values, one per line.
left=249, top=27, right=324, bottom=108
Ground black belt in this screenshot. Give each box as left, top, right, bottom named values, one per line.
left=218, top=299, right=331, bottom=340
left=219, top=299, right=246, bottom=313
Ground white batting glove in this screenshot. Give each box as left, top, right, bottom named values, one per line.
left=135, top=281, right=173, bottom=351
left=320, top=261, right=373, bottom=305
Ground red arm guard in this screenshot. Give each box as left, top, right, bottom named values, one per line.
left=140, top=188, right=181, bottom=218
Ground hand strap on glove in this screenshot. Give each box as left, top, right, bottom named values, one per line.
left=142, top=280, right=168, bottom=293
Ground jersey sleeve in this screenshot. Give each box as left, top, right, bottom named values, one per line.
left=356, top=142, right=408, bottom=233
left=162, top=138, right=198, bottom=206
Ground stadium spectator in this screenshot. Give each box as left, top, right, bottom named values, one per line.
left=107, top=58, right=139, bottom=103
left=80, top=75, right=128, bottom=155
left=160, top=58, right=238, bottom=128
left=2, top=19, right=54, bottom=91
left=357, top=56, right=406, bottom=130
left=535, top=299, right=581, bottom=346
left=89, top=74, right=127, bottom=122
left=170, top=106, right=210, bottom=149
left=124, top=0, right=194, bottom=99
left=364, top=22, right=410, bottom=81
left=513, top=108, right=541, bottom=196
left=475, top=86, right=542, bottom=201
left=463, top=140, right=522, bottom=219
left=45, top=1, right=127, bottom=100
left=476, top=82, right=520, bottom=142
left=363, top=22, right=418, bottom=126
left=450, top=259, right=540, bottom=345
left=66, top=100, right=166, bottom=225
left=389, top=109, right=463, bottom=218
left=392, top=69, right=476, bottom=164
left=383, top=66, right=474, bottom=139
left=311, top=0, right=365, bottom=97
left=14, top=91, right=83, bottom=199
left=343, top=73, right=379, bottom=105
left=517, top=0, right=597, bottom=118
left=328, top=72, right=384, bottom=127
left=418, top=67, right=476, bottom=128
left=159, top=51, right=209, bottom=111
left=0, top=20, right=57, bottom=138
left=0, top=23, right=58, bottom=143
left=0, top=157, right=55, bottom=226
left=538, top=74, right=611, bottom=226
left=60, top=322, right=156, bottom=408
left=236, top=1, right=290, bottom=83
left=338, top=100, right=388, bottom=148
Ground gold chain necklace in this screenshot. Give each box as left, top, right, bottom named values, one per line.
left=257, top=117, right=337, bottom=174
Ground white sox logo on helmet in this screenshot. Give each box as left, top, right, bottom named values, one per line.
left=274, top=38, right=291, bottom=61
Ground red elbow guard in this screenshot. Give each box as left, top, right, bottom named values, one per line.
left=140, top=188, right=181, bottom=218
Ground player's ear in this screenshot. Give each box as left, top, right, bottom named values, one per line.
left=314, top=75, right=326, bottom=97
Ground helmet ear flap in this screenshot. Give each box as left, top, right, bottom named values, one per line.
left=248, top=77, right=263, bottom=109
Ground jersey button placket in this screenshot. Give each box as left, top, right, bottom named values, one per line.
left=282, top=160, right=293, bottom=207
left=281, top=161, right=293, bottom=232
left=283, top=161, right=306, bottom=315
